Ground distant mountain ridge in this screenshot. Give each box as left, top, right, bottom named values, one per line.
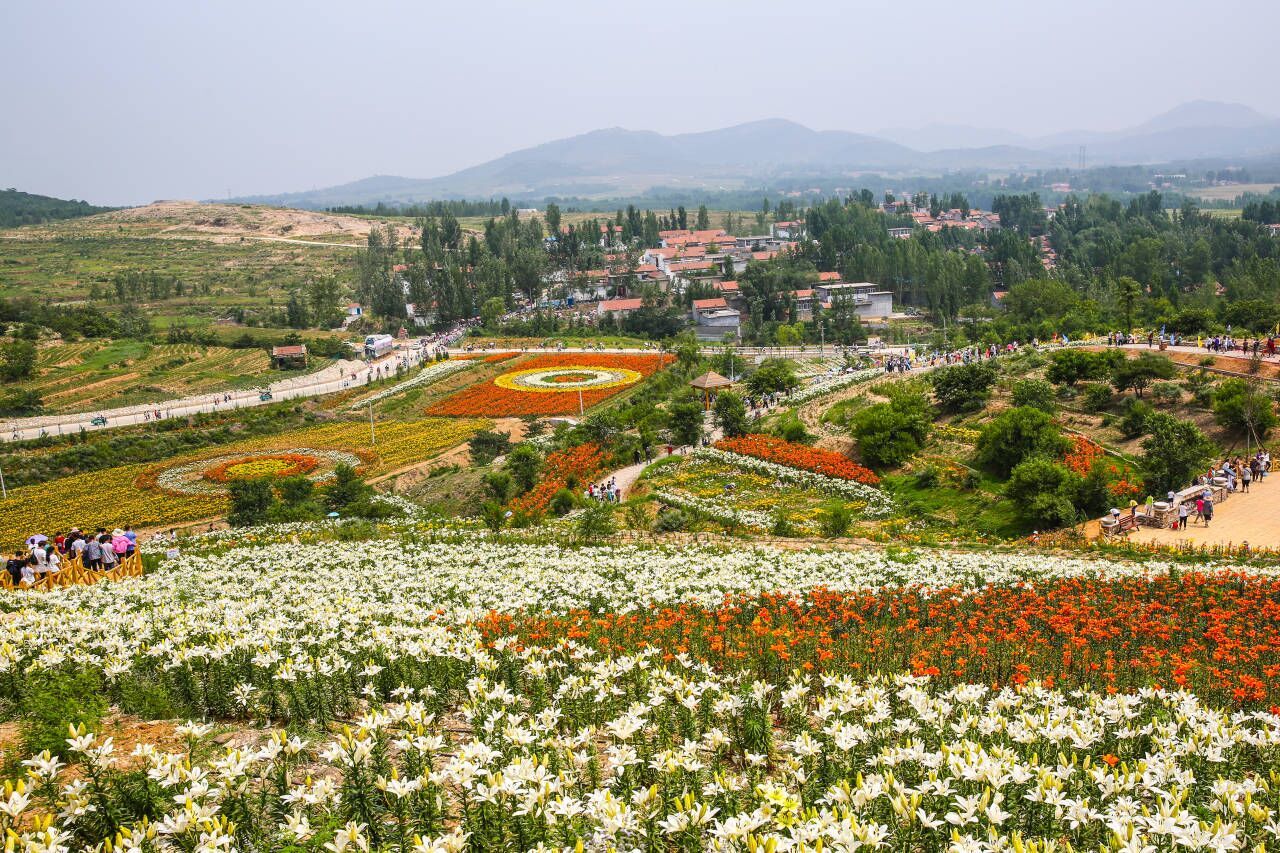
left=229, top=100, right=1280, bottom=208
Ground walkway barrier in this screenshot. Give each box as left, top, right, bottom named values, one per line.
left=1, top=552, right=144, bottom=592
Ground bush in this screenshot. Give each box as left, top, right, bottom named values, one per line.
left=975, top=407, right=1068, bottom=477
left=468, top=429, right=511, bottom=465
left=850, top=403, right=928, bottom=468
left=1011, top=378, right=1057, bottom=413
left=770, top=410, right=813, bottom=444
left=323, top=463, right=373, bottom=512
left=1045, top=349, right=1116, bottom=386
left=770, top=509, right=799, bottom=537
left=1082, top=382, right=1113, bottom=412
left=483, top=470, right=513, bottom=504
left=227, top=478, right=274, bottom=527
left=1213, top=378, right=1277, bottom=438
left=1118, top=399, right=1154, bottom=439
left=20, top=669, right=107, bottom=757
left=654, top=508, right=689, bottom=532
left=1141, top=413, right=1216, bottom=495
left=1150, top=382, right=1182, bottom=406
left=575, top=502, right=615, bottom=543
left=1004, top=456, right=1083, bottom=529
left=913, top=465, right=940, bottom=488
left=818, top=503, right=853, bottom=537
left=503, top=444, right=542, bottom=494
left=549, top=488, right=576, bottom=516
left=713, top=391, right=748, bottom=438
left=1111, top=353, right=1176, bottom=397
left=931, top=362, right=998, bottom=412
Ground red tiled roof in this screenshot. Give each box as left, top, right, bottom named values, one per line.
left=793, top=289, right=814, bottom=299
left=752, top=251, right=777, bottom=261
left=599, top=298, right=643, bottom=311
left=817, top=271, right=840, bottom=281
left=668, top=261, right=714, bottom=272
left=271, top=345, right=307, bottom=357
left=716, top=280, right=740, bottom=292
left=692, top=297, right=729, bottom=310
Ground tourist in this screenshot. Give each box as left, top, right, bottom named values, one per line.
left=99, top=535, right=119, bottom=572
left=1177, top=501, right=1189, bottom=530
left=82, top=533, right=103, bottom=570
left=124, top=525, right=137, bottom=555
left=1242, top=464, right=1252, bottom=493
left=1201, top=494, right=1214, bottom=527
left=6, top=551, right=27, bottom=586
left=111, top=529, right=131, bottom=562
left=41, top=544, right=61, bottom=576
left=1194, top=495, right=1204, bottom=525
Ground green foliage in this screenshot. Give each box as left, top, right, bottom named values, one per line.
left=549, top=488, right=576, bottom=517
left=1011, top=378, right=1057, bottom=413
left=1111, top=353, right=1176, bottom=397
left=479, top=501, right=506, bottom=532
left=1082, top=382, right=1114, bottom=412
left=227, top=478, right=275, bottom=527
left=667, top=400, right=705, bottom=446
left=851, top=382, right=931, bottom=469
left=20, top=668, right=108, bottom=757
left=1141, top=413, right=1217, bottom=495
left=503, top=444, right=542, bottom=494
left=1004, top=456, right=1082, bottom=529
left=931, top=362, right=998, bottom=412
left=1150, top=382, right=1182, bottom=406
left=975, top=406, right=1068, bottom=477
left=818, top=503, right=853, bottom=538
left=713, top=391, right=749, bottom=438
left=275, top=475, right=315, bottom=506
left=654, top=508, right=689, bottom=533
left=1045, top=349, right=1116, bottom=386
left=468, top=429, right=511, bottom=466
left=323, top=463, right=373, bottom=512
left=1183, top=369, right=1217, bottom=408
left=0, top=339, right=37, bottom=381
left=482, top=470, right=513, bottom=504
left=770, top=410, right=813, bottom=445
left=770, top=509, right=799, bottom=538
left=0, top=188, right=113, bottom=227
left=575, top=502, right=615, bottom=543
left=1213, top=378, right=1277, bottom=438
left=0, top=388, right=42, bottom=416
left=745, top=359, right=799, bottom=396
left=1118, top=399, right=1155, bottom=439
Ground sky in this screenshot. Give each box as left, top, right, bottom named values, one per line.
left=2, top=0, right=1277, bottom=206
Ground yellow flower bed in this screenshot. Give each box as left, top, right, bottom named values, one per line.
left=0, top=417, right=487, bottom=543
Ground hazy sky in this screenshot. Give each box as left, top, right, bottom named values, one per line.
left=3, top=0, right=1276, bottom=206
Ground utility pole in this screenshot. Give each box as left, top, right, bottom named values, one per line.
left=578, top=388, right=584, bottom=417
left=368, top=402, right=376, bottom=446
left=0, top=462, right=6, bottom=499
left=819, top=322, right=825, bottom=357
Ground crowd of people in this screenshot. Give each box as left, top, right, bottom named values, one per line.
left=5, top=525, right=184, bottom=587
left=585, top=478, right=622, bottom=503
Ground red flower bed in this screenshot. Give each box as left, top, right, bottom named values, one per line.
left=715, top=434, right=879, bottom=485
left=476, top=571, right=1280, bottom=708
left=426, top=353, right=670, bottom=417
left=509, top=443, right=608, bottom=516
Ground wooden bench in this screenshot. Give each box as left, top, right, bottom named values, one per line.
left=1102, top=514, right=1140, bottom=538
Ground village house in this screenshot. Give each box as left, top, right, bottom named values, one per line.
left=814, top=282, right=894, bottom=318
left=596, top=297, right=644, bottom=320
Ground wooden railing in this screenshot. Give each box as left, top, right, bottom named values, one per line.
left=0, top=552, right=145, bottom=592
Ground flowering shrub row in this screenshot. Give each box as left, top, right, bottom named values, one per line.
left=346, top=359, right=476, bottom=408
left=788, top=367, right=881, bottom=404
left=716, top=434, right=880, bottom=484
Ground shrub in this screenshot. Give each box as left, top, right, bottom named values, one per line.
left=913, top=465, right=940, bottom=488
left=482, top=470, right=513, bottom=504
left=503, top=444, right=542, bottom=494
left=575, top=502, right=615, bottom=543
left=1150, top=382, right=1182, bottom=406
left=770, top=509, right=799, bottom=537
left=850, top=403, right=928, bottom=468
left=713, top=391, right=748, bottom=438
left=1213, top=378, right=1277, bottom=438
left=770, top=410, right=813, bottom=444
left=549, top=488, right=576, bottom=516
left=975, top=407, right=1068, bottom=477
left=654, top=508, right=689, bottom=532
left=1141, top=413, right=1216, bottom=495
left=1011, top=378, right=1057, bottom=413
left=1118, top=399, right=1154, bottom=439
left=1004, top=456, right=1083, bottom=529
left=931, top=362, right=998, bottom=412
left=1082, top=382, right=1113, bottom=412
left=1045, top=349, right=1115, bottom=386
left=1111, top=353, right=1176, bottom=397
left=818, top=504, right=852, bottom=537
left=468, top=429, right=511, bottom=465
left=228, top=478, right=275, bottom=527
left=323, top=463, right=373, bottom=512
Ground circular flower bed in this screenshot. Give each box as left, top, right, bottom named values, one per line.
left=202, top=453, right=320, bottom=484
left=146, top=448, right=364, bottom=496
left=493, top=366, right=642, bottom=392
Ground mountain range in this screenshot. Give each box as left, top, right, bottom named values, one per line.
left=231, top=100, right=1280, bottom=208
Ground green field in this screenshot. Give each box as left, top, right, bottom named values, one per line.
left=14, top=340, right=324, bottom=413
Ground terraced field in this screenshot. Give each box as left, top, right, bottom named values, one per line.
left=17, top=340, right=286, bottom=412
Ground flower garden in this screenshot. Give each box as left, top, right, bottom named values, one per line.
left=0, top=525, right=1278, bottom=851
left=426, top=353, right=672, bottom=416
left=0, top=417, right=486, bottom=541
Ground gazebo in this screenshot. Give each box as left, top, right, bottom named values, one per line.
left=690, top=370, right=732, bottom=410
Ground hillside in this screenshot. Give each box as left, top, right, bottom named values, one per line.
left=3, top=200, right=417, bottom=246
left=0, top=188, right=115, bottom=228
left=229, top=101, right=1280, bottom=208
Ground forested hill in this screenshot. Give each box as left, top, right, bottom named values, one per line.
left=0, top=189, right=114, bottom=228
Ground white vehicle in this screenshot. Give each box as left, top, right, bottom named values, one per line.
left=363, top=334, right=395, bottom=359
